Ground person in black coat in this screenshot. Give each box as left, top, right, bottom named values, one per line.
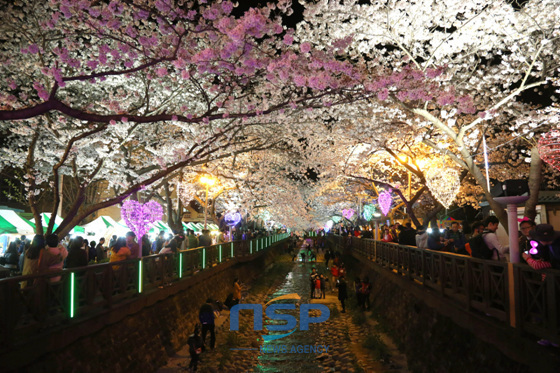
left=65, top=237, right=88, bottom=268
left=337, top=274, right=348, bottom=313
left=187, top=324, right=205, bottom=372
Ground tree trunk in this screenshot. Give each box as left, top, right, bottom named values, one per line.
left=524, top=146, right=543, bottom=221
left=465, top=157, right=509, bottom=231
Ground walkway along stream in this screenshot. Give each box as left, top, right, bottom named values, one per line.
left=159, top=242, right=408, bottom=373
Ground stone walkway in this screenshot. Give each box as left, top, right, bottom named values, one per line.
left=158, top=244, right=409, bottom=372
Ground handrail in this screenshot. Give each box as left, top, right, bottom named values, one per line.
left=329, top=234, right=560, bottom=345
left=0, top=233, right=290, bottom=346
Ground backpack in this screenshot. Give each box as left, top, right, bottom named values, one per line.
left=469, top=233, right=496, bottom=259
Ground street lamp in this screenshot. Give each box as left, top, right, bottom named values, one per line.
left=199, top=175, right=216, bottom=229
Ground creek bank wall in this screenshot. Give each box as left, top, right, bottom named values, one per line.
left=344, top=250, right=559, bottom=373
left=3, top=242, right=289, bottom=373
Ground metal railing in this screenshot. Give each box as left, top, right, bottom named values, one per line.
left=329, top=235, right=560, bottom=344
left=0, top=233, right=290, bottom=346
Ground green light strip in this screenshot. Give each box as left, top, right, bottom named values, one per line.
left=70, top=272, right=75, bottom=318
left=219, top=245, right=222, bottom=263
left=250, top=241, right=253, bottom=254
left=202, top=249, right=206, bottom=269
left=138, top=260, right=143, bottom=293
left=231, top=242, right=234, bottom=257
left=179, top=253, right=183, bottom=278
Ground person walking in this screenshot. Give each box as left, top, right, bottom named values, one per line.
left=187, top=324, right=205, bottom=372
left=319, top=274, right=327, bottom=299
left=199, top=298, right=216, bottom=350
left=337, top=274, right=348, bottom=313
left=233, top=278, right=242, bottom=305
left=309, top=268, right=319, bottom=299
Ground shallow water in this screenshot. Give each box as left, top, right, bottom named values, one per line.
left=252, top=260, right=329, bottom=373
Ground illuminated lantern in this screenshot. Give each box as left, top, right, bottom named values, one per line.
left=121, top=200, right=164, bottom=241
left=378, top=190, right=392, bottom=216
left=342, top=208, right=355, bottom=220
left=363, top=204, right=375, bottom=221
left=332, top=216, right=342, bottom=223
left=325, top=220, right=334, bottom=232
left=224, top=211, right=242, bottom=226
left=425, top=163, right=460, bottom=209
left=538, top=130, right=560, bottom=172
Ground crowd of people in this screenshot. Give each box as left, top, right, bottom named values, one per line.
left=333, top=217, right=560, bottom=270
left=0, top=226, right=280, bottom=282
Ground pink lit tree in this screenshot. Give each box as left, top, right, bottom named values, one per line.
left=0, top=0, right=387, bottom=237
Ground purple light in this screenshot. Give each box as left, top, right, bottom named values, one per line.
left=529, top=240, right=539, bottom=255
left=224, top=211, right=242, bottom=226
left=342, top=208, right=355, bottom=220
left=121, top=200, right=163, bottom=239
left=378, top=190, right=392, bottom=216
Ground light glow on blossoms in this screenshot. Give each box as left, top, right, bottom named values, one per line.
left=121, top=200, right=164, bottom=240
left=378, top=190, right=392, bottom=216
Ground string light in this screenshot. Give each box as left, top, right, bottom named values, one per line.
left=121, top=200, right=164, bottom=239
left=425, top=160, right=460, bottom=209
left=362, top=204, right=375, bottom=221
left=342, top=208, right=355, bottom=220
left=538, top=129, right=560, bottom=172
left=224, top=211, right=242, bottom=226
left=378, top=190, right=392, bottom=216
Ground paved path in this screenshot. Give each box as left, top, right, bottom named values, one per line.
left=158, top=244, right=408, bottom=372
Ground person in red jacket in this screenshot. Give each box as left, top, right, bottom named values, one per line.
left=330, top=264, right=339, bottom=292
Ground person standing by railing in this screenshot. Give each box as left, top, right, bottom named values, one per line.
left=182, top=229, right=199, bottom=250
left=518, top=219, right=536, bottom=255
left=198, top=229, right=212, bottom=247
left=21, top=235, right=45, bottom=287
left=65, top=236, right=88, bottom=269
left=381, top=226, right=394, bottom=243
left=444, top=222, right=467, bottom=254
left=39, top=234, right=68, bottom=282
left=482, top=216, right=509, bottom=261
left=126, top=232, right=140, bottom=259
left=415, top=225, right=428, bottom=249
left=109, top=237, right=131, bottom=265
left=521, top=223, right=560, bottom=348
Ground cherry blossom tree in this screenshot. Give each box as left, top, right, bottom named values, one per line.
left=300, top=0, right=560, bottom=227
left=0, top=0, right=386, bottom=237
